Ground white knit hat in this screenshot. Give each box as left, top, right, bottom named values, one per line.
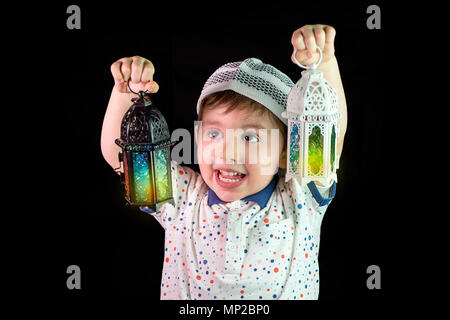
left=196, top=58, right=294, bottom=125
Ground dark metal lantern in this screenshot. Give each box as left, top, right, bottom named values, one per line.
left=115, top=86, right=175, bottom=209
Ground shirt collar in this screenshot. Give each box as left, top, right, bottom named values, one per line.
left=208, top=175, right=278, bottom=208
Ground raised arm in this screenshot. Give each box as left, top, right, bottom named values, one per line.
left=100, top=56, right=159, bottom=172
left=291, top=24, right=347, bottom=157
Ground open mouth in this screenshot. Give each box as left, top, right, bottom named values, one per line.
left=214, top=169, right=247, bottom=188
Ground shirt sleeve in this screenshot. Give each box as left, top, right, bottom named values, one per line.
left=287, top=177, right=336, bottom=226
left=139, top=160, right=203, bottom=230
left=306, top=180, right=336, bottom=213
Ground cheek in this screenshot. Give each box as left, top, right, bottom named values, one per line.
left=198, top=140, right=225, bottom=166
left=249, top=141, right=277, bottom=164
left=197, top=141, right=204, bottom=161
left=246, top=164, right=275, bottom=182
left=252, top=141, right=280, bottom=176
left=198, top=140, right=213, bottom=163
left=198, top=163, right=211, bottom=177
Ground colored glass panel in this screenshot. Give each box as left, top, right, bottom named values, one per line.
left=308, top=126, right=323, bottom=176
left=132, top=152, right=154, bottom=203
left=330, top=125, right=336, bottom=172
left=289, top=122, right=301, bottom=174
left=155, top=148, right=170, bottom=201
left=123, top=152, right=130, bottom=199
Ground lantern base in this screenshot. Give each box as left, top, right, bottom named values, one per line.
left=125, top=197, right=175, bottom=211
left=302, top=174, right=337, bottom=188
left=285, top=173, right=337, bottom=188
left=155, top=198, right=175, bottom=211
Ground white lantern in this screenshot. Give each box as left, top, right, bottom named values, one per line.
left=282, top=47, right=341, bottom=187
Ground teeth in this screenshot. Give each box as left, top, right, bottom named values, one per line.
left=219, top=170, right=240, bottom=176
left=219, top=174, right=241, bottom=182
left=218, top=170, right=242, bottom=182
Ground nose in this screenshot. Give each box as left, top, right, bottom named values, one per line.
left=219, top=130, right=244, bottom=164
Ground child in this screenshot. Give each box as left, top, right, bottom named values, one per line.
left=101, top=24, right=347, bottom=300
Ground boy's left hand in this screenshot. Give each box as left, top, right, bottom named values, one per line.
left=291, top=24, right=336, bottom=67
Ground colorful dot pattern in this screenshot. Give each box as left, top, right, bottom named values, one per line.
left=145, top=160, right=334, bottom=300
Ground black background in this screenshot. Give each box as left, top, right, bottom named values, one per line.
left=16, top=0, right=400, bottom=313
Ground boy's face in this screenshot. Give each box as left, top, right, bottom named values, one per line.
left=195, top=103, right=286, bottom=203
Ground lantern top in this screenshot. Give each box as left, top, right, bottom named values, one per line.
left=128, top=80, right=153, bottom=107
left=284, top=69, right=339, bottom=120
left=115, top=84, right=171, bottom=147
left=131, top=91, right=152, bottom=106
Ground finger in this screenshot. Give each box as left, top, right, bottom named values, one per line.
left=292, top=49, right=309, bottom=65
left=140, top=60, right=156, bottom=82
left=291, top=28, right=306, bottom=50
left=291, top=49, right=299, bottom=65
left=119, top=57, right=133, bottom=82
left=300, top=26, right=316, bottom=54
left=313, top=25, right=326, bottom=51
left=324, top=26, right=336, bottom=55
left=110, top=60, right=125, bottom=83
left=130, top=56, right=145, bottom=83
left=292, top=49, right=305, bottom=66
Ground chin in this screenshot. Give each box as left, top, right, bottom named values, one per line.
left=213, top=190, right=245, bottom=202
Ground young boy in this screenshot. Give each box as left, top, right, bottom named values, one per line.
left=101, top=24, right=347, bottom=300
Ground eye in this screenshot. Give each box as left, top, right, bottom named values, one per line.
left=205, top=129, right=222, bottom=140
left=243, top=132, right=259, bottom=143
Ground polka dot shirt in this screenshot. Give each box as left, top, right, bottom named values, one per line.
left=140, top=160, right=335, bottom=300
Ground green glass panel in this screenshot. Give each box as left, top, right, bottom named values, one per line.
left=308, top=126, right=323, bottom=175
left=155, top=148, right=170, bottom=201
left=289, top=122, right=301, bottom=174
left=330, top=125, right=336, bottom=172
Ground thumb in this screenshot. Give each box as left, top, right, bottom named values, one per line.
left=144, top=80, right=159, bottom=93
left=115, top=80, right=159, bottom=94
left=293, top=48, right=321, bottom=68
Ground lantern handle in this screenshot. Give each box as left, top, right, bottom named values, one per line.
left=293, top=47, right=322, bottom=70
left=127, top=79, right=152, bottom=102
left=127, top=79, right=150, bottom=96
left=127, top=79, right=138, bottom=94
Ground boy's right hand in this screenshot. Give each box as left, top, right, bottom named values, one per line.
left=110, top=56, right=159, bottom=94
